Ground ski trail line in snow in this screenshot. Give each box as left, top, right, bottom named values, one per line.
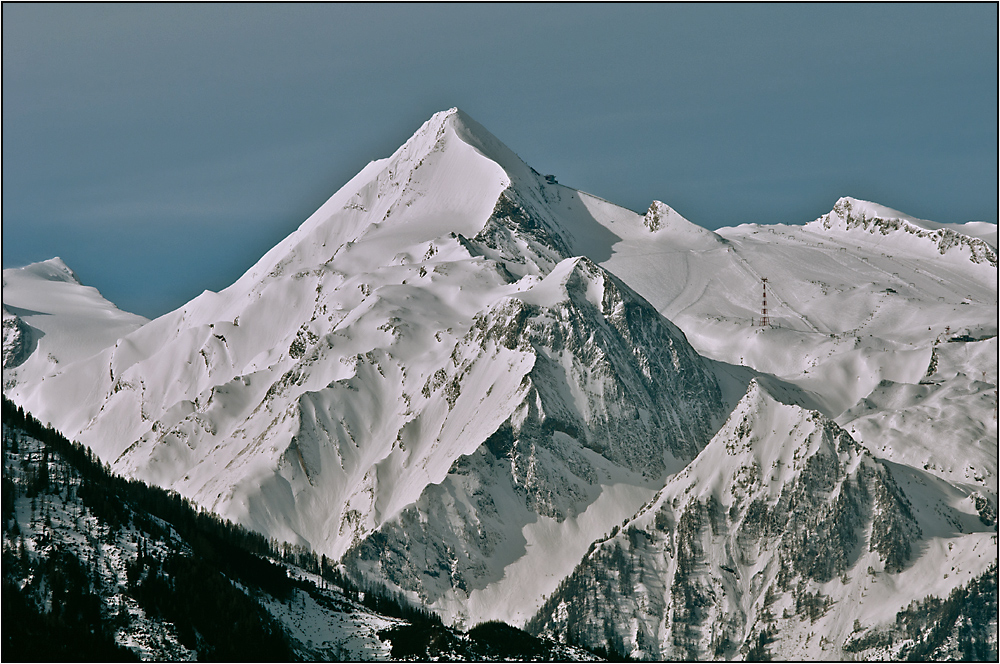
left=726, top=244, right=824, bottom=334
left=658, top=252, right=709, bottom=321
left=798, top=227, right=991, bottom=302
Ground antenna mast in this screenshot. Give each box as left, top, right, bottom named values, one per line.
left=759, top=278, right=770, bottom=328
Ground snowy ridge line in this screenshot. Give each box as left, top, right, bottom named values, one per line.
left=812, top=197, right=997, bottom=266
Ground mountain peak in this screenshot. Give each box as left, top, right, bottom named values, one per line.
left=439, top=108, right=537, bottom=183
left=809, top=197, right=997, bottom=266
left=634, top=199, right=725, bottom=250
left=827, top=196, right=929, bottom=228
left=513, top=256, right=606, bottom=310
left=817, top=196, right=962, bottom=235
left=11, top=257, right=82, bottom=285
left=392, top=107, right=525, bottom=176
left=234, top=108, right=526, bottom=290
left=643, top=200, right=688, bottom=232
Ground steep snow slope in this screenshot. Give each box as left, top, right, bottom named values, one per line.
left=2, top=258, right=147, bottom=390
left=526, top=379, right=997, bottom=660
left=7, top=109, right=726, bottom=627
left=341, top=255, right=722, bottom=626
left=555, top=194, right=997, bottom=657
left=3, top=409, right=598, bottom=662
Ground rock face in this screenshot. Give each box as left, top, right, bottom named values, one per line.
left=2, top=308, right=34, bottom=371
left=525, top=380, right=992, bottom=660
left=642, top=201, right=685, bottom=233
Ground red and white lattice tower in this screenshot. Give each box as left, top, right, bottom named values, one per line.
left=759, top=278, right=770, bottom=327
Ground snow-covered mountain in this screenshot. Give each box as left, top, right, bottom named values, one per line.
left=812, top=197, right=997, bottom=265
left=4, top=108, right=726, bottom=626
left=592, top=194, right=997, bottom=496
left=3, top=107, right=996, bottom=657
left=598, top=196, right=995, bottom=410
left=1, top=401, right=598, bottom=661
left=525, top=379, right=996, bottom=659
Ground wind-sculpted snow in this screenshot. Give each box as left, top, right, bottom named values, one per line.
left=838, top=336, right=998, bottom=493
left=525, top=380, right=995, bottom=660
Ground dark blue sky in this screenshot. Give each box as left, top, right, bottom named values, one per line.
left=3, top=3, right=996, bottom=318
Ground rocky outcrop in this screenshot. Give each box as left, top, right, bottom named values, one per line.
left=817, top=197, right=997, bottom=266
left=2, top=309, right=34, bottom=370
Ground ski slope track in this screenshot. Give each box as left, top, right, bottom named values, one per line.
left=4, top=108, right=996, bottom=652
